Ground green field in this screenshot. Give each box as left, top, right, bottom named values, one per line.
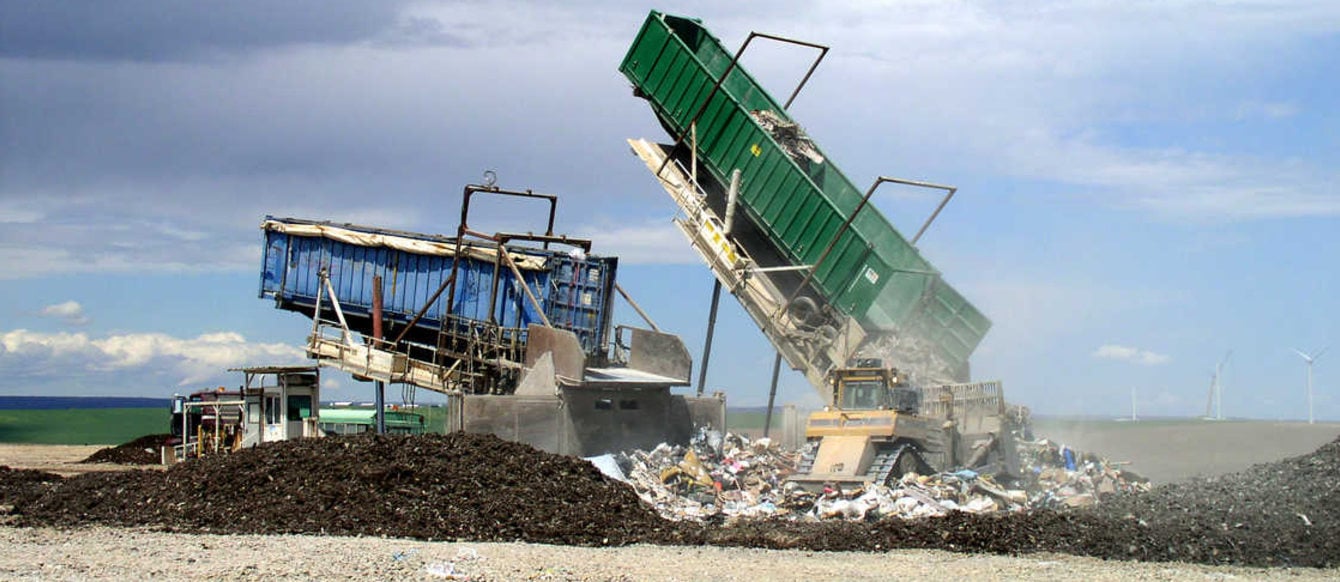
left=0, top=407, right=1232, bottom=448
left=0, top=406, right=455, bottom=446
left=725, top=411, right=786, bottom=433
left=1, top=405, right=793, bottom=446
left=0, top=408, right=170, bottom=445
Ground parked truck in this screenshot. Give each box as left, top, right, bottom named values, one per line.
left=620, top=11, right=1020, bottom=486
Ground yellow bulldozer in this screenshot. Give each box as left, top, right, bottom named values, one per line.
left=787, top=358, right=1022, bottom=491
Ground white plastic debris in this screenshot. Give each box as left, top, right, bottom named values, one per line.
left=583, top=454, right=627, bottom=482
left=424, top=562, right=463, bottom=580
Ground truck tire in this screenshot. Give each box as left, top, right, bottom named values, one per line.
left=788, top=296, right=819, bottom=326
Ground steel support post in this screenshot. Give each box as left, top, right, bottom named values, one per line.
left=763, top=352, right=782, bottom=438
left=375, top=381, right=386, bottom=434
left=697, top=280, right=723, bottom=396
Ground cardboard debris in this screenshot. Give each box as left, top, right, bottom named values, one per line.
left=613, top=428, right=1151, bottom=523
left=1017, top=438, right=1152, bottom=509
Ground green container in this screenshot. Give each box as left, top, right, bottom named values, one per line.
left=620, top=11, right=990, bottom=373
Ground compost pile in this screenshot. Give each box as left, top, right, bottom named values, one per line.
left=5, top=433, right=1339, bottom=567
left=14, top=433, right=681, bottom=545
left=0, top=466, right=62, bottom=507
left=80, top=434, right=172, bottom=465
left=1086, top=434, right=1340, bottom=567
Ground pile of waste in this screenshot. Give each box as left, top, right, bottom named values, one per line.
left=1016, top=438, right=1152, bottom=508
left=80, top=434, right=172, bottom=465
left=13, top=433, right=682, bottom=546
left=2, top=431, right=1337, bottom=566
left=807, top=471, right=1024, bottom=521
left=610, top=431, right=800, bottom=522
left=606, top=429, right=1150, bottom=523
left=629, top=432, right=1336, bottom=567
left=750, top=109, right=824, bottom=166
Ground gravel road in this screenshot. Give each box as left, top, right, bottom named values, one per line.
left=2, top=526, right=1335, bottom=581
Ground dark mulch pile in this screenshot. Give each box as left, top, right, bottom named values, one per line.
left=80, top=434, right=173, bottom=465
left=1086, top=434, right=1340, bottom=567
left=6, top=432, right=1339, bottom=567
left=0, top=466, right=63, bottom=506
left=17, top=433, right=684, bottom=546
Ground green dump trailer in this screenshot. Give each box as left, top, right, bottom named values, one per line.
left=620, top=11, right=989, bottom=381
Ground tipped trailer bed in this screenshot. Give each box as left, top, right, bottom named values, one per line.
left=621, top=11, right=989, bottom=383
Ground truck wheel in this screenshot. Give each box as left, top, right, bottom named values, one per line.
left=788, top=296, right=819, bottom=326
left=885, top=446, right=931, bottom=485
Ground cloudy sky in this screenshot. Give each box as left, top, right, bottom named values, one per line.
left=2, top=1, right=1336, bottom=420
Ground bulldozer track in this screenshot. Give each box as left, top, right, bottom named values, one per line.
left=796, top=444, right=817, bottom=475
left=867, top=443, right=930, bottom=485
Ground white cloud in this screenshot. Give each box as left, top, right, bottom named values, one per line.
left=1092, top=344, right=1171, bottom=366
left=0, top=240, right=258, bottom=280
left=576, top=220, right=700, bottom=265
left=0, top=328, right=305, bottom=387
left=38, top=300, right=90, bottom=325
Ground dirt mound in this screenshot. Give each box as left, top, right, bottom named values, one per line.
left=1085, top=434, right=1340, bottom=566
left=19, top=433, right=683, bottom=545
left=0, top=466, right=64, bottom=507
left=80, top=434, right=172, bottom=465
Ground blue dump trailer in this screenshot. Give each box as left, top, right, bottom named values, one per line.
left=260, top=217, right=617, bottom=359
left=256, top=184, right=725, bottom=456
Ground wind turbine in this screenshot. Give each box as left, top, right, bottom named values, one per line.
left=1203, top=351, right=1232, bottom=420
left=1130, top=385, right=1138, bottom=422
left=1293, top=346, right=1328, bottom=424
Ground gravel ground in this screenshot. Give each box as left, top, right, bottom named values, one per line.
left=2, top=526, right=1335, bottom=581
left=0, top=445, right=129, bottom=477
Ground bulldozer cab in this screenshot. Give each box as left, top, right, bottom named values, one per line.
left=830, top=359, right=920, bottom=413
